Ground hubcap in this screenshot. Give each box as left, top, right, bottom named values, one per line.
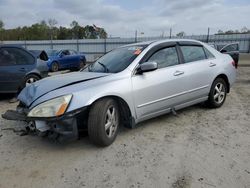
left=105, top=106, right=118, bottom=138
left=26, top=77, right=37, bottom=86
left=80, top=62, right=85, bottom=68
left=213, top=83, right=226, bottom=104
left=53, top=63, right=58, bottom=71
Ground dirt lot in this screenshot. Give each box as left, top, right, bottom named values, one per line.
left=0, top=58, right=250, bottom=188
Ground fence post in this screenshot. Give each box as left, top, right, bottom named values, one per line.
left=249, top=39, right=250, bottom=53
left=135, top=30, right=137, bottom=43
left=24, top=40, right=27, bottom=49
left=104, top=38, right=107, bottom=54
left=76, top=39, right=79, bottom=52
left=206, top=27, right=210, bottom=43
left=50, top=39, right=53, bottom=49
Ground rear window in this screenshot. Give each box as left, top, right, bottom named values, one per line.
left=180, top=46, right=206, bottom=63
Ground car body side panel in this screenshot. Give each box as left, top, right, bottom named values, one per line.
left=131, top=65, right=191, bottom=119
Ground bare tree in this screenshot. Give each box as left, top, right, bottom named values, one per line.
left=0, top=20, right=4, bottom=42
left=48, top=18, right=58, bottom=28
left=48, top=18, right=58, bottom=40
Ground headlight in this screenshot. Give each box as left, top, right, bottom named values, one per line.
left=28, top=95, right=72, bottom=118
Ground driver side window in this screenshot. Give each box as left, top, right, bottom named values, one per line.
left=147, top=47, right=179, bottom=69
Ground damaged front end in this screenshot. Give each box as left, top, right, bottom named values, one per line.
left=2, top=99, right=89, bottom=142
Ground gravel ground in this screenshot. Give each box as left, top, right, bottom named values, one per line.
left=0, top=59, right=249, bottom=188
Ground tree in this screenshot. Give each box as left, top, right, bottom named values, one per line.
left=0, top=20, right=4, bottom=30
left=48, top=18, right=58, bottom=40
left=0, top=20, right=108, bottom=40
left=0, top=20, right=4, bottom=41
left=70, top=21, right=80, bottom=39
left=176, top=31, right=185, bottom=37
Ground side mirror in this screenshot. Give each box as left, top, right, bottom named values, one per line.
left=137, top=62, right=158, bottom=74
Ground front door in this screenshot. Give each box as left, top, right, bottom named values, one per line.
left=132, top=45, right=189, bottom=120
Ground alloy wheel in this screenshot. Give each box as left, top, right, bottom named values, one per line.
left=105, top=106, right=118, bottom=138
left=213, top=82, right=226, bottom=104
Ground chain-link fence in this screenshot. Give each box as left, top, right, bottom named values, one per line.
left=2, top=34, right=250, bottom=62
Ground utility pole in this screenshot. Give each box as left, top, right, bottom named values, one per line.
left=170, top=28, right=172, bottom=39
left=206, top=27, right=210, bottom=43
left=135, top=30, right=137, bottom=43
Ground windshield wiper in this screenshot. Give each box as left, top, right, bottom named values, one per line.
left=98, top=62, right=109, bottom=73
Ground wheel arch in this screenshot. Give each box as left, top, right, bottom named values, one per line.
left=89, top=95, right=135, bottom=129
left=214, top=74, right=230, bottom=93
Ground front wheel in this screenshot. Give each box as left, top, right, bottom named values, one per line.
left=206, top=78, right=227, bottom=108
left=88, top=98, right=120, bottom=147
left=24, top=74, right=40, bottom=87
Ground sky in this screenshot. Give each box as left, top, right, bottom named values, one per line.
left=0, top=0, right=250, bottom=37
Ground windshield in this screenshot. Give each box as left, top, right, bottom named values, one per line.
left=46, top=50, right=59, bottom=56
left=84, top=45, right=147, bottom=73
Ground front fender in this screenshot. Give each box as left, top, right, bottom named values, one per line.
left=28, top=74, right=136, bottom=120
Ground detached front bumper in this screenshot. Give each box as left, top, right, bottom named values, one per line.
left=2, top=107, right=88, bottom=142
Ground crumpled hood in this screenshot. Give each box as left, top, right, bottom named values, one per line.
left=18, top=71, right=110, bottom=107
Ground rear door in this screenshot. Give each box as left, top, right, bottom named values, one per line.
left=177, top=43, right=217, bottom=102
left=0, top=47, right=35, bottom=93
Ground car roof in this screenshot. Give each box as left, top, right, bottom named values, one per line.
left=123, top=39, right=203, bottom=48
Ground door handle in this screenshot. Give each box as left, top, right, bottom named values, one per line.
left=174, top=70, right=184, bottom=76
left=209, top=62, right=216, bottom=67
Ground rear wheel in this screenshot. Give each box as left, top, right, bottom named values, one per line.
left=78, top=60, right=86, bottom=70
left=206, top=78, right=227, bottom=108
left=51, top=62, right=59, bottom=72
left=88, top=98, right=120, bottom=147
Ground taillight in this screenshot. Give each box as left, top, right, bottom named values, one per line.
left=231, top=61, right=236, bottom=69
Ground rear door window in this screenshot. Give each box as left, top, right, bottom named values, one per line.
left=180, top=46, right=206, bottom=63
left=0, top=47, right=34, bottom=66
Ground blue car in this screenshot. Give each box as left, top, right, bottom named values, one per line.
left=46, top=49, right=86, bottom=72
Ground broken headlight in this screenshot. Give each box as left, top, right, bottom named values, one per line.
left=28, top=95, right=72, bottom=118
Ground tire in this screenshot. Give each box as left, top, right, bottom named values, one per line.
left=24, top=74, right=40, bottom=87
left=51, top=62, right=59, bottom=72
left=206, top=78, right=227, bottom=108
left=88, top=98, right=120, bottom=147
left=78, top=60, right=86, bottom=70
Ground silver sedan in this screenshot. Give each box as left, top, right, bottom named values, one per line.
left=2, top=39, right=237, bottom=146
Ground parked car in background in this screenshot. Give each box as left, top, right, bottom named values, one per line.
left=209, top=43, right=239, bottom=68
left=3, top=39, right=237, bottom=146
left=0, top=45, right=48, bottom=93
left=46, top=49, right=86, bottom=72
